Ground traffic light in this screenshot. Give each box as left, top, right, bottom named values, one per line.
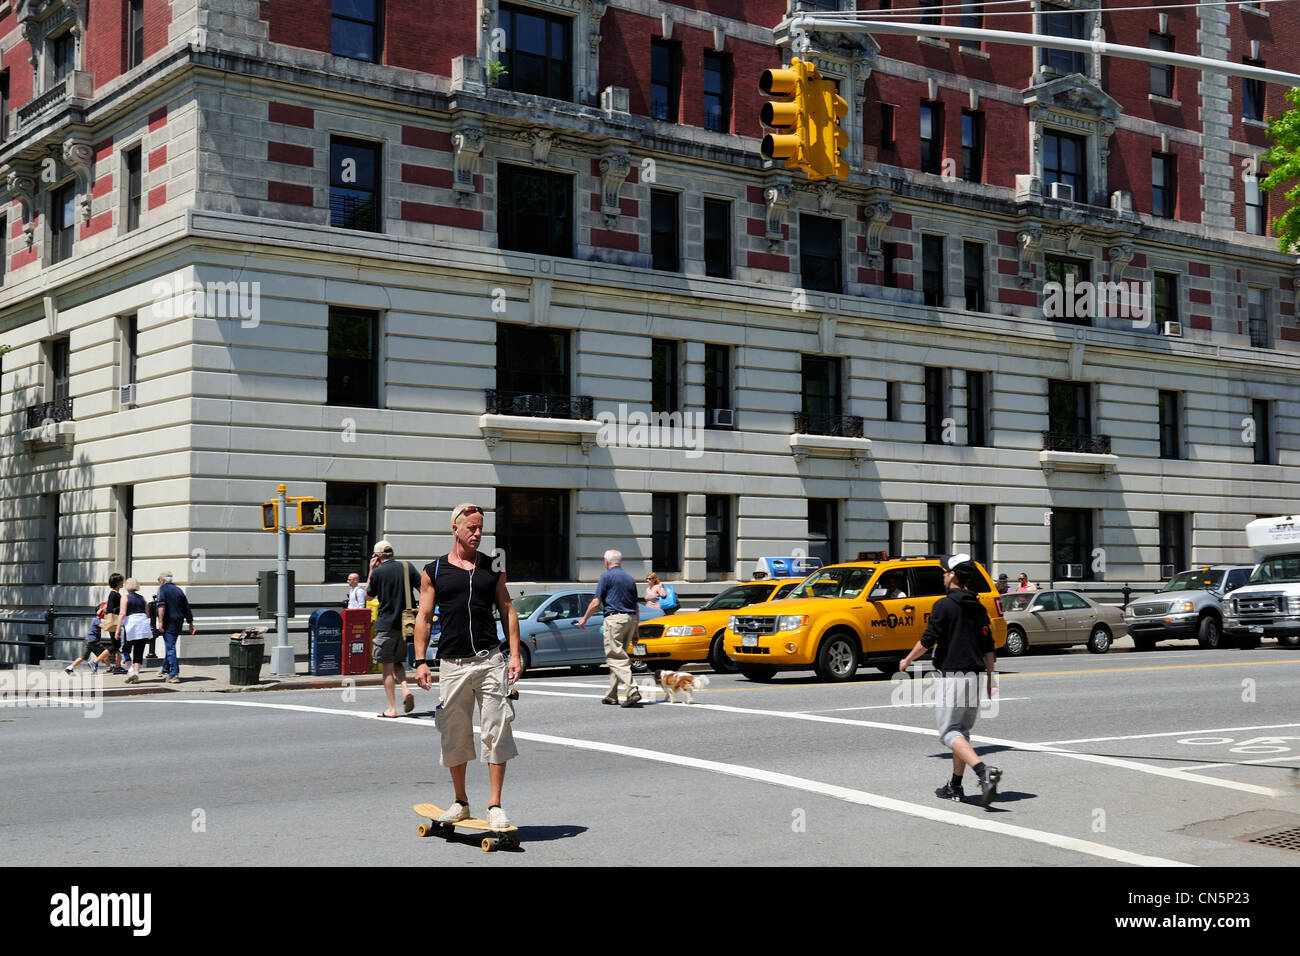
left=806, top=74, right=851, bottom=180
left=759, top=58, right=813, bottom=176
left=261, top=501, right=278, bottom=532
left=296, top=499, right=326, bottom=529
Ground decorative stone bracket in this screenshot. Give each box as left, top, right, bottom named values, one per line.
left=528, top=129, right=554, bottom=165
left=452, top=125, right=483, bottom=204
left=764, top=180, right=791, bottom=251
left=861, top=197, right=892, bottom=267
left=4, top=163, right=38, bottom=247
left=599, top=151, right=629, bottom=228
left=61, top=136, right=93, bottom=223
left=1017, top=224, right=1042, bottom=289
left=815, top=181, right=836, bottom=215
left=1108, top=243, right=1134, bottom=282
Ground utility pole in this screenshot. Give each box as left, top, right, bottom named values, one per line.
left=272, top=483, right=293, bottom=676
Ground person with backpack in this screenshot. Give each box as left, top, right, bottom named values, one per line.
left=896, top=553, right=1003, bottom=807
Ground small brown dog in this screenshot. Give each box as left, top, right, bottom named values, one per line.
left=654, top=670, right=710, bottom=704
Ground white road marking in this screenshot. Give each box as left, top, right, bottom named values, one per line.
left=816, top=697, right=1031, bottom=713
left=1178, top=755, right=1300, bottom=772
left=1039, top=723, right=1300, bottom=746
left=115, top=696, right=1189, bottom=867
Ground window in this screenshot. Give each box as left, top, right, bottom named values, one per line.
left=0, top=215, right=6, bottom=285
left=808, top=500, right=839, bottom=566
left=801, top=356, right=842, bottom=429
left=800, top=214, right=842, bottom=294
left=127, top=0, right=145, bottom=69
left=1041, top=3, right=1086, bottom=75
left=888, top=520, right=902, bottom=559
left=332, top=0, right=381, bottom=62
left=927, top=503, right=949, bottom=555
left=650, top=39, right=680, bottom=122
left=125, top=146, right=142, bottom=233
left=963, top=240, right=984, bottom=312
left=1149, top=33, right=1173, bottom=97
left=703, top=198, right=731, bottom=278
left=497, top=164, right=573, bottom=257
left=51, top=30, right=75, bottom=85
left=1159, top=513, right=1187, bottom=577
left=1154, top=272, right=1178, bottom=330
left=325, top=483, right=378, bottom=583
left=1243, top=60, right=1264, bottom=121
left=879, top=104, right=896, bottom=150
left=920, top=101, right=943, bottom=174
left=966, top=370, right=987, bottom=447
left=704, top=344, right=731, bottom=427
left=50, top=182, right=76, bottom=264
left=961, top=110, right=983, bottom=182
left=1052, top=508, right=1093, bottom=581
left=327, top=309, right=379, bottom=408
left=705, top=495, right=731, bottom=573
left=651, top=339, right=678, bottom=415
left=651, top=190, right=680, bottom=271
left=1043, top=130, right=1087, bottom=203
left=1, top=70, right=9, bottom=140
left=924, top=366, right=946, bottom=444
left=1245, top=173, right=1267, bottom=235
left=500, top=4, right=572, bottom=101
left=919, top=0, right=942, bottom=27
left=882, top=242, right=899, bottom=288
left=497, top=324, right=569, bottom=401
left=968, top=504, right=989, bottom=567
left=44, top=493, right=61, bottom=585
left=1044, top=256, right=1091, bottom=326
left=1158, top=389, right=1181, bottom=459
left=1252, top=399, right=1272, bottom=464
left=652, top=493, right=680, bottom=572
left=48, top=337, right=71, bottom=405
left=117, top=485, right=135, bottom=574
left=329, top=138, right=381, bottom=232
left=922, top=234, right=945, bottom=307
left=886, top=380, right=901, bottom=422
left=1248, top=287, right=1270, bottom=348
left=1152, top=153, right=1175, bottom=218
left=703, top=52, right=730, bottom=132
left=1048, top=380, right=1091, bottom=438
left=960, top=4, right=982, bottom=49
left=500, top=489, right=569, bottom=581
left=122, top=315, right=139, bottom=389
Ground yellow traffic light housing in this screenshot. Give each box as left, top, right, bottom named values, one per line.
left=296, top=499, right=326, bottom=529
left=807, top=76, right=851, bottom=180
left=261, top=501, right=278, bottom=532
left=760, top=58, right=813, bottom=175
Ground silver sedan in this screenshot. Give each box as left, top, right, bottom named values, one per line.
left=999, top=590, right=1128, bottom=655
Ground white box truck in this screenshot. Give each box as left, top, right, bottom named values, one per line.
left=1223, top=515, right=1300, bottom=649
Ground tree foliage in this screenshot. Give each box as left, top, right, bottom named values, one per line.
left=1262, top=86, right=1300, bottom=255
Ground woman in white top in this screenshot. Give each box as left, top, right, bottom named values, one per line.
left=119, top=578, right=153, bottom=684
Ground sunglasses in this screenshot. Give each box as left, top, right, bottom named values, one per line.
left=459, top=506, right=481, bottom=516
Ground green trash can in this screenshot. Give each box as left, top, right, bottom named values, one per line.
left=229, top=640, right=265, bottom=686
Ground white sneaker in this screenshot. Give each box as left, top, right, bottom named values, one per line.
left=64, top=665, right=75, bottom=675
left=487, top=806, right=511, bottom=830
left=437, top=802, right=470, bottom=824
left=124, top=672, right=138, bottom=684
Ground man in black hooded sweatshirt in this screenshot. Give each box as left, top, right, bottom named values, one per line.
left=897, top=553, right=1003, bottom=807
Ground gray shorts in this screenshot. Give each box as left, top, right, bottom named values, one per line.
left=372, top=628, right=407, bottom=666
left=934, top=672, right=982, bottom=748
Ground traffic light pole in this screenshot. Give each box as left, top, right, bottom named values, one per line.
left=271, top=482, right=294, bottom=676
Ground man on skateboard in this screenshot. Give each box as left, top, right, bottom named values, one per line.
left=414, top=503, right=523, bottom=831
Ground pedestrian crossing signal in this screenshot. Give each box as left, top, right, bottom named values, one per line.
left=297, top=500, right=326, bottom=529
left=261, top=501, right=278, bottom=531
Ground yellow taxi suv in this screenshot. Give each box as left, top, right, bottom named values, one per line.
left=633, top=579, right=804, bottom=672
left=725, top=557, right=1007, bottom=682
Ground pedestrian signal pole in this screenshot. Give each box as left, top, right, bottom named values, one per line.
left=272, top=483, right=293, bottom=675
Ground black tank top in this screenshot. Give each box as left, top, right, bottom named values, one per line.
left=427, top=552, right=500, bottom=659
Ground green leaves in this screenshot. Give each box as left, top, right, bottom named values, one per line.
left=1262, top=86, right=1300, bottom=255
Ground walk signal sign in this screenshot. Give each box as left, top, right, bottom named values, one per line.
left=758, top=58, right=850, bottom=181
left=296, top=499, right=326, bottom=529
left=261, top=501, right=278, bottom=531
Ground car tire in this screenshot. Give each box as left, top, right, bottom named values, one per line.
left=1196, top=616, right=1223, bottom=649
left=1003, top=627, right=1028, bottom=657
left=739, top=666, right=777, bottom=682
left=1133, top=634, right=1157, bottom=652
left=1278, top=632, right=1300, bottom=648
left=1086, top=625, right=1112, bottom=654
left=708, top=632, right=739, bottom=674
left=517, top=644, right=531, bottom=679
left=814, top=632, right=860, bottom=682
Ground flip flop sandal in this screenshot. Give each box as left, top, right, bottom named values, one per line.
left=377, top=712, right=399, bottom=718
left=403, top=693, right=415, bottom=713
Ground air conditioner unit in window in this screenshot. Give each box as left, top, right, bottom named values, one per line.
left=119, top=383, right=137, bottom=408
left=1049, top=181, right=1074, bottom=202
left=1162, top=321, right=1182, bottom=337
left=1160, top=564, right=1176, bottom=579
left=712, top=408, right=735, bottom=428
left=1058, top=563, right=1083, bottom=579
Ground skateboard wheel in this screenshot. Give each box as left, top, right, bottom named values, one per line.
left=418, top=824, right=431, bottom=837
left=481, top=837, right=495, bottom=852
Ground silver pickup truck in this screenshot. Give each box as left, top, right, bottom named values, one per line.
left=1124, top=566, right=1254, bottom=650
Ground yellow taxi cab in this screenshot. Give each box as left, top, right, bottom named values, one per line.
left=632, top=579, right=804, bottom=672
left=725, top=557, right=1007, bottom=682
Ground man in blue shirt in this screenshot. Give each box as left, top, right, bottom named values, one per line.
left=577, top=549, right=641, bottom=707
left=155, top=571, right=195, bottom=684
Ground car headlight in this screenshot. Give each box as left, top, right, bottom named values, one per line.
left=728, top=616, right=737, bottom=630
left=1289, top=597, right=1300, bottom=614
left=776, top=615, right=809, bottom=632
left=1124, top=607, right=1134, bottom=619
left=664, top=625, right=707, bottom=637
left=1174, top=601, right=1195, bottom=613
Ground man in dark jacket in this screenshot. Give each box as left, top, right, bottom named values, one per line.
left=155, top=572, right=195, bottom=684
left=898, top=554, right=1002, bottom=806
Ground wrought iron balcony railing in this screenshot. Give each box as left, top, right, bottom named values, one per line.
left=793, top=412, right=865, bottom=438
left=1042, top=431, right=1111, bottom=454
left=26, top=397, right=75, bottom=430
left=485, top=389, right=593, bottom=421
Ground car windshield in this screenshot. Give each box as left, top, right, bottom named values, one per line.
left=701, top=585, right=770, bottom=611
left=790, top=567, right=873, bottom=600
left=1249, top=555, right=1300, bottom=585
left=513, top=594, right=552, bottom=618
left=1159, top=570, right=1222, bottom=593
left=1002, top=593, right=1034, bottom=612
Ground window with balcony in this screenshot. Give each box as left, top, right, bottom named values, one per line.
left=50, top=182, right=75, bottom=264
left=1154, top=272, right=1178, bottom=330
left=48, top=337, right=70, bottom=406
left=920, top=100, right=943, bottom=174
left=653, top=493, right=681, bottom=572
left=500, top=4, right=572, bottom=101
left=650, top=39, right=680, bottom=122
left=325, top=482, right=378, bottom=583
left=332, top=1, right=381, bottom=62
left=124, top=145, right=142, bottom=233
left=1043, top=130, right=1086, bottom=203
left=651, top=339, right=678, bottom=415
left=1149, top=33, right=1173, bottom=97
left=704, top=198, right=731, bottom=278
left=1052, top=508, right=1093, bottom=581
left=808, top=499, right=839, bottom=566
left=1251, top=398, right=1273, bottom=464
left=966, top=370, right=987, bottom=447
left=494, top=324, right=581, bottom=417
left=1248, top=287, right=1270, bottom=348
left=327, top=308, right=379, bottom=408
left=1046, top=380, right=1107, bottom=452
left=922, top=234, right=945, bottom=307
left=127, top=0, right=145, bottom=69
left=1040, top=3, right=1086, bottom=75
left=963, top=240, right=984, bottom=312
left=1158, top=389, right=1181, bottom=460
left=703, top=52, right=730, bottom=132
left=961, top=110, right=983, bottom=182
left=705, top=495, right=732, bottom=573
left=499, top=489, right=570, bottom=581
left=651, top=189, right=680, bottom=271
left=799, top=356, right=857, bottom=436
left=1152, top=153, right=1175, bottom=218
left=498, top=164, right=573, bottom=257
left=705, top=344, right=731, bottom=428
left=329, top=138, right=381, bottom=232
left=1242, top=60, right=1265, bottom=121
left=924, top=366, right=946, bottom=444
left=1159, top=512, right=1188, bottom=577
left=927, top=503, right=949, bottom=555
left=50, top=30, right=75, bottom=86
left=800, top=214, right=842, bottom=294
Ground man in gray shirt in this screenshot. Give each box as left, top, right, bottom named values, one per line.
left=577, top=549, right=641, bottom=707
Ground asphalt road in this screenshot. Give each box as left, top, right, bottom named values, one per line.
left=6, top=643, right=1300, bottom=867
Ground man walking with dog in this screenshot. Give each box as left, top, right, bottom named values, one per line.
left=576, top=549, right=641, bottom=707
left=413, top=504, right=522, bottom=831
left=897, top=553, right=1002, bottom=807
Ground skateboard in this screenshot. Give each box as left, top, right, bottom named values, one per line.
left=413, top=803, right=520, bottom=852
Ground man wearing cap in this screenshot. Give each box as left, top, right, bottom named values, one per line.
left=576, top=549, right=642, bottom=707
left=996, top=573, right=1010, bottom=595
left=366, top=541, right=420, bottom=717
left=414, top=504, right=523, bottom=831
left=897, top=554, right=1002, bottom=807
left=156, top=572, right=195, bottom=684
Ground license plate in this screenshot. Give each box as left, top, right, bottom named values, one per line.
left=632, top=643, right=646, bottom=657
left=1250, top=626, right=1265, bottom=635
left=742, top=634, right=758, bottom=648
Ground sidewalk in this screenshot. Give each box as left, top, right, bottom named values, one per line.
left=49, top=661, right=404, bottom=697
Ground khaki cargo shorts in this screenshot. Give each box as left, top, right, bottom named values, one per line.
left=372, top=628, right=407, bottom=665
left=434, top=651, right=518, bottom=766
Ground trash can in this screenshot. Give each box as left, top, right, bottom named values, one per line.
left=229, top=634, right=265, bottom=686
